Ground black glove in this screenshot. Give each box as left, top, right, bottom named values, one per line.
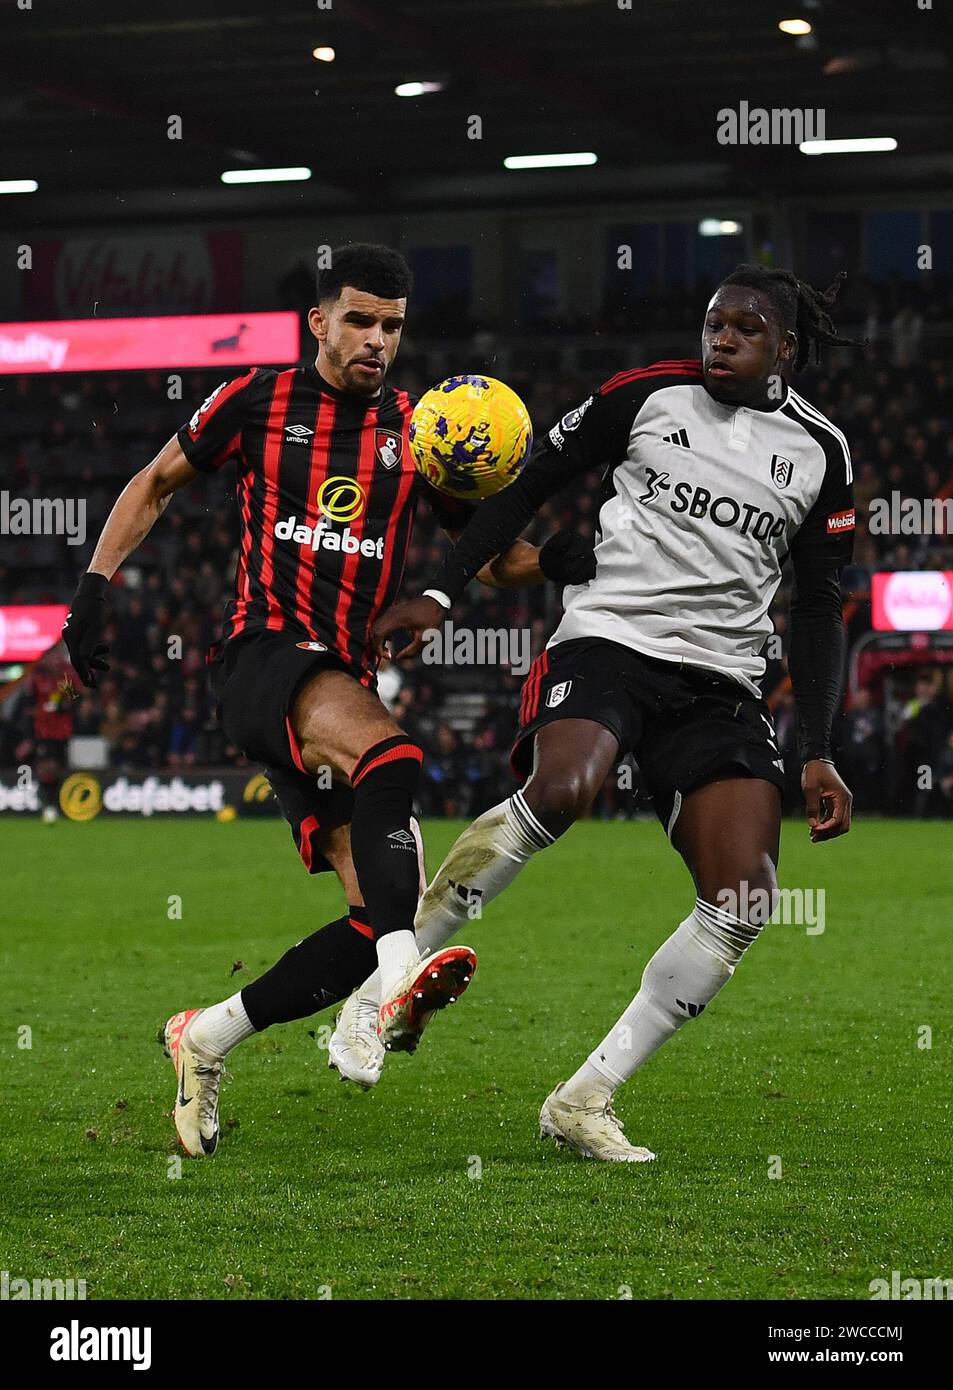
left=538, top=529, right=596, bottom=587
left=62, top=572, right=111, bottom=687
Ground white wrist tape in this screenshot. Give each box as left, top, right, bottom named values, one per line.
left=423, top=588, right=452, bottom=611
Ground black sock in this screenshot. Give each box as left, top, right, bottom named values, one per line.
left=240, top=906, right=376, bottom=1029
left=349, top=735, right=423, bottom=938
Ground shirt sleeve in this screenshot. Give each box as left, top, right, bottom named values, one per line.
left=176, top=368, right=259, bottom=473
left=429, top=381, right=637, bottom=603
left=789, top=437, right=855, bottom=568
left=416, top=477, right=478, bottom=538
left=787, top=437, right=854, bottom=762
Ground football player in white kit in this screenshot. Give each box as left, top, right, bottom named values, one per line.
left=362, top=266, right=860, bottom=1161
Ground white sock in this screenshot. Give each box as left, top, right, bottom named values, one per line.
left=563, top=898, right=762, bottom=1102
left=189, top=992, right=255, bottom=1060
left=375, top=929, right=419, bottom=997
left=360, top=792, right=552, bottom=1001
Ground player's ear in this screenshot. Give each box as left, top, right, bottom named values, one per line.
left=779, top=329, right=797, bottom=368
left=308, top=305, right=328, bottom=343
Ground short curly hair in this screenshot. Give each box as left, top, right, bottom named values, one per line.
left=317, top=243, right=412, bottom=304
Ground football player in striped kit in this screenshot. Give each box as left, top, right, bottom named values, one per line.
left=62, top=243, right=593, bottom=1156
left=369, top=266, right=860, bottom=1161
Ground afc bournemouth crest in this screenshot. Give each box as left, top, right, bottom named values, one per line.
left=375, top=430, right=403, bottom=469
left=770, top=454, right=794, bottom=489
left=546, top=680, right=572, bottom=709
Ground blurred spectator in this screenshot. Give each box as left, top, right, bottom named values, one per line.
left=896, top=671, right=948, bottom=816
left=938, top=731, right=953, bottom=810
left=841, top=688, right=884, bottom=813
left=419, top=723, right=466, bottom=817
left=27, top=643, right=74, bottom=815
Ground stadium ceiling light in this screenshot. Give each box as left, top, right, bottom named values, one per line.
left=778, top=18, right=812, bottom=35
left=221, top=167, right=313, bottom=184
left=0, top=179, right=38, bottom=194
left=800, top=137, right=898, bottom=155
left=312, top=46, right=335, bottom=62
left=503, top=152, right=598, bottom=170
left=699, top=218, right=743, bottom=237
left=395, top=81, right=444, bottom=97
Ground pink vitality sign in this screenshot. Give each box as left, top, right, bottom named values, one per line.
left=0, top=312, right=300, bottom=373
left=0, top=606, right=69, bottom=661
left=871, top=571, right=953, bottom=632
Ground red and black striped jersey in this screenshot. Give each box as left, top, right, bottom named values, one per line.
left=177, top=365, right=431, bottom=684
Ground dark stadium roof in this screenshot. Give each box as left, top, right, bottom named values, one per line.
left=1, top=0, right=952, bottom=225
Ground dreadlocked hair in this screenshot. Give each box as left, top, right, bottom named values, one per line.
left=718, top=264, right=862, bottom=371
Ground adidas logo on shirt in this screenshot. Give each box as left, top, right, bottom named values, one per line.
left=661, top=428, right=691, bottom=448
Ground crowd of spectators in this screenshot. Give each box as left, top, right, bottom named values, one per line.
left=3, top=305, right=953, bottom=817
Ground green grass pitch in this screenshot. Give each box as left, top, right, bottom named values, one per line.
left=1, top=815, right=950, bottom=1300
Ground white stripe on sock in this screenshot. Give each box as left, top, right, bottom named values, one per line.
left=510, top=790, right=555, bottom=848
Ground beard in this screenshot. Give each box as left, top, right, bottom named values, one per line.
left=324, top=337, right=386, bottom=395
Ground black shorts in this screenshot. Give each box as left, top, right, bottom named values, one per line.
left=209, top=630, right=361, bottom=875
left=512, top=637, right=785, bottom=836
left=263, top=763, right=355, bottom=876
left=209, top=629, right=371, bottom=772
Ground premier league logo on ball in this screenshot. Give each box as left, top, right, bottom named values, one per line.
left=560, top=397, right=593, bottom=434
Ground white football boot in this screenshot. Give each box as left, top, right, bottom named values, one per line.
left=539, top=1082, right=656, bottom=1163
left=328, top=988, right=385, bottom=1089
left=377, top=945, right=477, bottom=1052
left=163, top=1008, right=223, bottom=1157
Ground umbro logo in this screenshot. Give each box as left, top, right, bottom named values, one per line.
left=661, top=428, right=691, bottom=449
left=285, top=424, right=313, bottom=444
left=387, top=829, right=417, bottom=849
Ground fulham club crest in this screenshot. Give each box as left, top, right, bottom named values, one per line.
left=770, top=454, right=794, bottom=489
left=375, top=430, right=403, bottom=469
left=546, top=680, right=572, bottom=709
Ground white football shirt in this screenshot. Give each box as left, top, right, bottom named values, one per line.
left=545, top=361, right=854, bottom=694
